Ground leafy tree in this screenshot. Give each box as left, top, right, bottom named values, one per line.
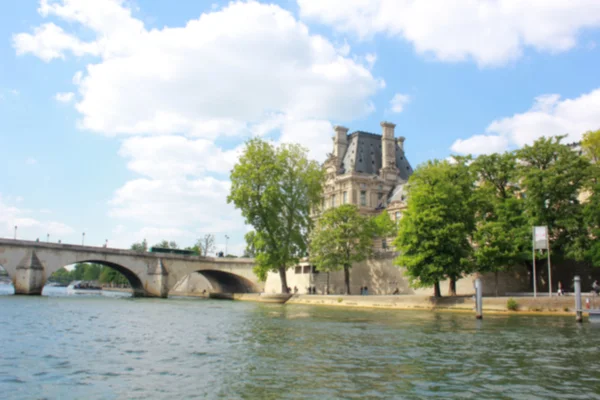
left=394, top=158, right=476, bottom=297
left=309, top=205, right=374, bottom=294
left=82, top=263, right=102, bottom=281
left=582, top=129, right=600, bottom=166
left=581, top=130, right=600, bottom=266
left=516, top=136, right=591, bottom=261
left=153, top=240, right=178, bottom=249
left=228, top=139, right=324, bottom=293
left=371, top=210, right=397, bottom=238
left=131, top=239, right=148, bottom=252
left=471, top=152, right=530, bottom=295
left=99, top=267, right=129, bottom=286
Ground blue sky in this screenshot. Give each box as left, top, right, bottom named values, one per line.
left=1, top=0, right=600, bottom=254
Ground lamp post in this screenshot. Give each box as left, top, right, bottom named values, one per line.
left=14, top=225, right=17, bottom=239
left=46, top=233, right=49, bottom=243
left=82, top=232, right=85, bottom=246
left=225, top=235, right=229, bottom=257
left=104, top=239, right=108, bottom=248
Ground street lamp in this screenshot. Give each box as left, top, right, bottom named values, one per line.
left=104, top=239, right=108, bottom=248
left=14, top=225, right=17, bottom=239
left=225, top=235, right=230, bottom=257
left=82, top=232, right=85, bottom=246
left=47, top=233, right=49, bottom=243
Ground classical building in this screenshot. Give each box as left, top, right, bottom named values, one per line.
left=321, top=121, right=412, bottom=223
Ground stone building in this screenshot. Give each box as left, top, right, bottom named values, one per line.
left=321, top=121, right=412, bottom=224
left=262, top=121, right=531, bottom=296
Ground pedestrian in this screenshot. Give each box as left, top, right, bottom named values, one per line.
left=364, top=286, right=368, bottom=296
left=557, top=281, right=564, bottom=296
left=293, top=286, right=298, bottom=294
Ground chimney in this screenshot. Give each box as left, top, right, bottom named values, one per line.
left=333, top=125, right=349, bottom=167
left=381, top=121, right=396, bottom=169
left=397, top=136, right=405, bottom=152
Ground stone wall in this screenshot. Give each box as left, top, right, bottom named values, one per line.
left=264, top=253, right=530, bottom=296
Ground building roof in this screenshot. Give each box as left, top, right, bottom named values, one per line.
left=340, top=131, right=413, bottom=180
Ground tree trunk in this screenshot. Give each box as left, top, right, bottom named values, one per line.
left=278, top=267, right=289, bottom=294
left=495, top=270, right=499, bottom=297
left=448, top=278, right=457, bottom=296
left=327, top=272, right=330, bottom=295
left=344, top=265, right=351, bottom=295
left=434, top=281, right=441, bottom=298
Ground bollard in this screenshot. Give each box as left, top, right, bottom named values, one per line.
left=475, top=278, right=483, bottom=320
left=574, top=276, right=582, bottom=323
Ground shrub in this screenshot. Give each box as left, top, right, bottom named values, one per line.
left=337, top=297, right=343, bottom=303
left=507, top=298, right=519, bottom=311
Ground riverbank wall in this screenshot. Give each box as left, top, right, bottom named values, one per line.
left=286, top=294, right=589, bottom=314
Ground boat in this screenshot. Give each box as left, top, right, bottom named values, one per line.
left=66, top=281, right=103, bottom=295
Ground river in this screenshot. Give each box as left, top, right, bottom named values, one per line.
left=1, top=284, right=599, bottom=399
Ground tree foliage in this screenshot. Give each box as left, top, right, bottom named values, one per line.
left=516, top=136, right=591, bottom=259
left=130, top=239, right=148, bottom=252
left=153, top=240, right=178, bottom=249
left=471, top=152, right=530, bottom=295
left=394, top=158, right=475, bottom=297
left=371, top=210, right=397, bottom=238
left=228, top=138, right=324, bottom=292
left=309, top=205, right=374, bottom=294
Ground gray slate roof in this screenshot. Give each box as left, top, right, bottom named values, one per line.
left=340, top=131, right=413, bottom=180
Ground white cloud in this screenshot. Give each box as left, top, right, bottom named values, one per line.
left=13, top=0, right=385, bottom=253
left=451, top=88, right=600, bottom=155
left=298, top=0, right=600, bottom=67
left=0, top=194, right=74, bottom=239
left=10, top=89, right=19, bottom=96
left=389, top=93, right=410, bottom=113
left=54, top=92, right=74, bottom=103
left=13, top=22, right=100, bottom=62
left=118, top=136, right=241, bottom=179
left=451, top=135, right=510, bottom=156
left=25, top=157, right=38, bottom=165
left=16, top=0, right=380, bottom=138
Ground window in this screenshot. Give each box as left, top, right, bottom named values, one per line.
left=382, top=238, right=387, bottom=249
left=343, top=191, right=348, bottom=204
left=395, top=211, right=401, bottom=220
left=295, top=266, right=302, bottom=274
left=360, top=191, right=367, bottom=206
left=303, top=265, right=312, bottom=274
left=331, top=194, right=336, bottom=207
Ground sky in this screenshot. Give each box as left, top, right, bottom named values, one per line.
left=1, top=0, right=600, bottom=255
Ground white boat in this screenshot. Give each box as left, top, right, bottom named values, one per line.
left=66, top=281, right=103, bottom=295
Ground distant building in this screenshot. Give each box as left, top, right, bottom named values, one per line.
left=320, top=121, right=412, bottom=225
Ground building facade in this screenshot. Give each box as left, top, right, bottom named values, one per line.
left=321, top=121, right=412, bottom=223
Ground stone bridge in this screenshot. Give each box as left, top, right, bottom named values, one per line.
left=0, top=239, right=261, bottom=298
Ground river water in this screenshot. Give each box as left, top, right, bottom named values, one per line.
left=1, top=284, right=599, bottom=399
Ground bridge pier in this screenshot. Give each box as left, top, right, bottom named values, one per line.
left=145, top=259, right=169, bottom=298
left=14, top=250, right=46, bottom=295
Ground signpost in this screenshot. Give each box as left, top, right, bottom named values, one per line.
left=532, top=226, right=552, bottom=298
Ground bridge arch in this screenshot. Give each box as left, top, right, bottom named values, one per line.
left=173, top=269, right=259, bottom=295
left=49, top=260, right=145, bottom=297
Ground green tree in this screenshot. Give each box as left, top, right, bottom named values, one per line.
left=371, top=210, right=397, bottom=238
left=471, top=152, right=530, bottom=295
left=153, top=240, right=178, bottom=249
left=99, top=267, right=130, bottom=286
left=228, top=139, right=324, bottom=293
left=82, top=263, right=102, bottom=281
left=394, top=158, right=476, bottom=297
left=516, top=136, right=591, bottom=261
left=581, top=130, right=600, bottom=266
left=582, top=129, right=600, bottom=166
left=309, top=205, right=374, bottom=294
left=131, top=239, right=148, bottom=252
